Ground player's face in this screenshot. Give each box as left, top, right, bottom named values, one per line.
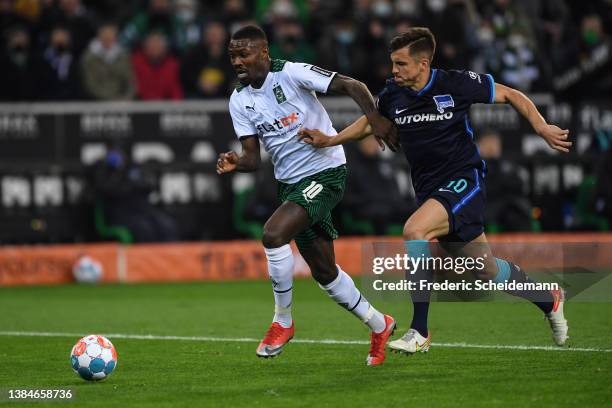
left=390, top=48, right=429, bottom=88
left=228, top=39, right=270, bottom=85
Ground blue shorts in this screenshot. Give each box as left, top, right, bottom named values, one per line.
left=424, top=168, right=486, bottom=243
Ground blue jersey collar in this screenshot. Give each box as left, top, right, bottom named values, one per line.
left=416, top=68, right=437, bottom=96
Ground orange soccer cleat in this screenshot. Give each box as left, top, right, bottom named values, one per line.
left=366, top=315, right=396, bottom=366
left=256, top=322, right=295, bottom=358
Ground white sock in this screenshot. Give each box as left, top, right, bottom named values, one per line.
left=320, top=266, right=386, bottom=333
left=264, top=244, right=294, bottom=328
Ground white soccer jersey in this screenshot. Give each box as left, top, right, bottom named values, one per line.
left=229, top=60, right=346, bottom=184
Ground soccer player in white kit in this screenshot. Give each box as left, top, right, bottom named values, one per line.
left=217, top=25, right=398, bottom=365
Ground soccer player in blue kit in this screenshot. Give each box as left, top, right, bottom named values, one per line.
left=299, top=27, right=571, bottom=354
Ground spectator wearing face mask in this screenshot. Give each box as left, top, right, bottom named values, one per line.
left=552, top=13, right=612, bottom=97
left=497, top=29, right=542, bottom=91
left=360, top=17, right=391, bottom=93
left=220, top=0, right=253, bottom=35
left=577, top=14, right=612, bottom=92
left=256, top=0, right=309, bottom=28
left=0, top=0, right=32, bottom=54
left=81, top=23, right=134, bottom=100
left=132, top=32, right=183, bottom=100
left=316, top=14, right=367, bottom=80
left=269, top=18, right=314, bottom=63
left=174, top=0, right=202, bottom=50
left=476, top=0, right=544, bottom=91
left=0, top=27, right=48, bottom=100
left=422, top=0, right=481, bottom=70
left=180, top=21, right=233, bottom=98
left=578, top=14, right=608, bottom=54
left=36, top=0, right=96, bottom=58
left=41, top=26, right=81, bottom=100
left=121, top=0, right=188, bottom=52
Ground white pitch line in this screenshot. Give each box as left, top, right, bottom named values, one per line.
left=0, top=331, right=610, bottom=353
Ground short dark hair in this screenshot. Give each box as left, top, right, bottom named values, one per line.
left=231, top=24, right=268, bottom=42
left=389, top=27, right=436, bottom=60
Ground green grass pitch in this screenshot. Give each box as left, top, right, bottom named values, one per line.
left=0, top=280, right=611, bottom=407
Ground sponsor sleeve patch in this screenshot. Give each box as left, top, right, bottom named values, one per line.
left=309, top=65, right=334, bottom=77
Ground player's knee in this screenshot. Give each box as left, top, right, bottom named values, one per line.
left=403, top=223, right=428, bottom=241
left=261, top=228, right=289, bottom=249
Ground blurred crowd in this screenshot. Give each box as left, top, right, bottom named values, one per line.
left=1, top=0, right=611, bottom=102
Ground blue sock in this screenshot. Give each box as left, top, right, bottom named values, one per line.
left=495, top=258, right=554, bottom=314
left=405, top=240, right=432, bottom=338
left=492, top=258, right=511, bottom=283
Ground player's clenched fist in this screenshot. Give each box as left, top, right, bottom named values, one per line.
left=216, top=151, right=239, bottom=174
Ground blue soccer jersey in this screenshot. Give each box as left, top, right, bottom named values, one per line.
left=377, top=69, right=495, bottom=203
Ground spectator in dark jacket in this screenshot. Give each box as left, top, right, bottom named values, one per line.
left=41, top=26, right=81, bottom=100
left=36, top=0, right=96, bottom=58
left=0, top=0, right=32, bottom=54
left=478, top=130, right=533, bottom=231
left=269, top=18, right=315, bottom=64
left=121, top=0, right=188, bottom=52
left=132, top=32, right=182, bottom=100
left=92, top=144, right=178, bottom=243
left=344, top=137, right=412, bottom=234
left=180, top=21, right=233, bottom=98
left=0, top=27, right=48, bottom=100
left=81, top=23, right=134, bottom=100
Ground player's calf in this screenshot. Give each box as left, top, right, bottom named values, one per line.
left=319, top=265, right=393, bottom=365
left=491, top=260, right=569, bottom=346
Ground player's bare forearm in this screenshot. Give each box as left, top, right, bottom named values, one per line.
left=494, top=83, right=572, bottom=153
left=235, top=136, right=261, bottom=172
left=335, top=115, right=373, bottom=144
left=327, top=74, right=398, bottom=150
left=327, top=74, right=377, bottom=115
left=299, top=115, right=373, bottom=147
left=235, top=154, right=260, bottom=172
left=494, top=83, right=546, bottom=131
left=217, top=136, right=261, bottom=174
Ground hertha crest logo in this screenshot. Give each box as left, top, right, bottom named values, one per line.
left=433, top=94, right=454, bottom=113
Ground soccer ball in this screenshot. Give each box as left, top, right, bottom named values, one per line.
left=72, top=256, right=103, bottom=284
left=70, top=335, right=118, bottom=381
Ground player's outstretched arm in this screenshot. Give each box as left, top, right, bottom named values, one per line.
left=494, top=83, right=572, bottom=153
left=298, top=115, right=373, bottom=148
left=216, top=135, right=261, bottom=174
left=326, top=74, right=399, bottom=151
